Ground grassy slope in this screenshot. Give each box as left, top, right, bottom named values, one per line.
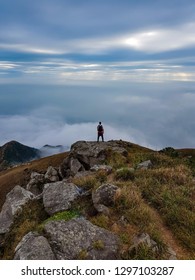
left=0, top=142, right=194, bottom=260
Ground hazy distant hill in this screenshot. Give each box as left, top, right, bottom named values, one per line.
left=39, top=144, right=69, bottom=158
left=0, top=141, right=40, bottom=171
left=0, top=141, right=69, bottom=171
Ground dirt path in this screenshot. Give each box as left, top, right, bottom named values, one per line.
left=148, top=206, right=192, bottom=259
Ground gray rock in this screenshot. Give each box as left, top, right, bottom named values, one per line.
left=167, top=247, right=177, bottom=260
left=59, top=141, right=128, bottom=178
left=137, top=160, right=153, bottom=170
left=92, top=183, right=120, bottom=214
left=14, top=232, right=55, bottom=260
left=69, top=157, right=85, bottom=175
left=45, top=166, right=59, bottom=182
left=30, top=172, right=44, bottom=180
left=129, top=233, right=158, bottom=253
left=59, top=157, right=85, bottom=178
left=26, top=172, right=45, bottom=195
left=90, top=164, right=112, bottom=173
left=0, top=186, right=35, bottom=235
left=43, top=181, right=81, bottom=215
left=44, top=218, right=120, bottom=259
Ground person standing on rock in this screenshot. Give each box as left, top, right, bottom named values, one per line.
left=97, top=121, right=104, bottom=142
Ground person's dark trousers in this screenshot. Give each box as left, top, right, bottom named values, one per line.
left=97, top=133, right=104, bottom=142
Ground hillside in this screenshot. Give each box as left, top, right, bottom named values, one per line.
left=0, top=141, right=40, bottom=171
left=0, top=140, right=194, bottom=260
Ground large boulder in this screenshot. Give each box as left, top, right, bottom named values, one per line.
left=92, top=183, right=120, bottom=214
left=59, top=141, right=128, bottom=178
left=14, top=232, right=55, bottom=260
left=44, top=218, right=120, bottom=259
left=43, top=181, right=81, bottom=215
left=0, top=185, right=35, bottom=235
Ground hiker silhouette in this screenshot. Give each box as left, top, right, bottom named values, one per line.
left=97, top=122, right=104, bottom=142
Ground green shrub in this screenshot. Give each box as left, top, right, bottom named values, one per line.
left=42, top=210, right=79, bottom=224
left=115, top=168, right=135, bottom=181
left=159, top=147, right=179, bottom=158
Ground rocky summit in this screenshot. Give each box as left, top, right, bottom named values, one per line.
left=0, top=140, right=194, bottom=260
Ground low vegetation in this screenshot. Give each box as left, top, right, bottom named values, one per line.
left=0, top=142, right=194, bottom=260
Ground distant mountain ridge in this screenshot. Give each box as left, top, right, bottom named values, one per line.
left=0, top=141, right=69, bottom=171
left=0, top=141, right=40, bottom=171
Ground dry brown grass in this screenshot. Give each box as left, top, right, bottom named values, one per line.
left=0, top=152, right=68, bottom=210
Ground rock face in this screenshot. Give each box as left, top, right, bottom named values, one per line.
left=59, top=141, right=128, bottom=178
left=92, top=183, right=120, bottom=214
left=0, top=185, right=34, bottom=235
left=44, top=218, right=120, bottom=260
left=43, top=181, right=81, bottom=215
left=14, top=232, right=55, bottom=260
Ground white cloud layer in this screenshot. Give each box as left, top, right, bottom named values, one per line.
left=0, top=114, right=150, bottom=151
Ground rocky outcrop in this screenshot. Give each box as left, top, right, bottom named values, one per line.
left=44, top=218, right=120, bottom=260
left=92, top=183, right=120, bottom=215
left=0, top=185, right=34, bottom=235
left=59, top=141, right=127, bottom=178
left=43, top=181, right=81, bottom=215
left=14, top=232, right=55, bottom=260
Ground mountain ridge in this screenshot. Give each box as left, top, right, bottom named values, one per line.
left=0, top=140, right=69, bottom=171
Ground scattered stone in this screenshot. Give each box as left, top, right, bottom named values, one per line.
left=14, top=232, right=55, bottom=260
left=167, top=247, right=177, bottom=260
left=92, top=183, right=120, bottom=214
left=45, top=166, right=59, bottom=182
left=137, top=160, right=153, bottom=170
left=43, top=181, right=81, bottom=215
left=129, top=233, right=158, bottom=253
left=44, top=218, right=120, bottom=259
left=90, top=164, right=112, bottom=173
left=0, top=185, right=35, bottom=235
left=26, top=172, right=45, bottom=195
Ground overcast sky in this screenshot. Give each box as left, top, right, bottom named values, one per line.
left=0, top=0, right=195, bottom=150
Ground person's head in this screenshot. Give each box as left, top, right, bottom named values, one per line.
left=99, top=122, right=101, bottom=125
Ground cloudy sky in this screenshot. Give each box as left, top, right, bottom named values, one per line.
left=0, top=0, right=195, bottom=150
